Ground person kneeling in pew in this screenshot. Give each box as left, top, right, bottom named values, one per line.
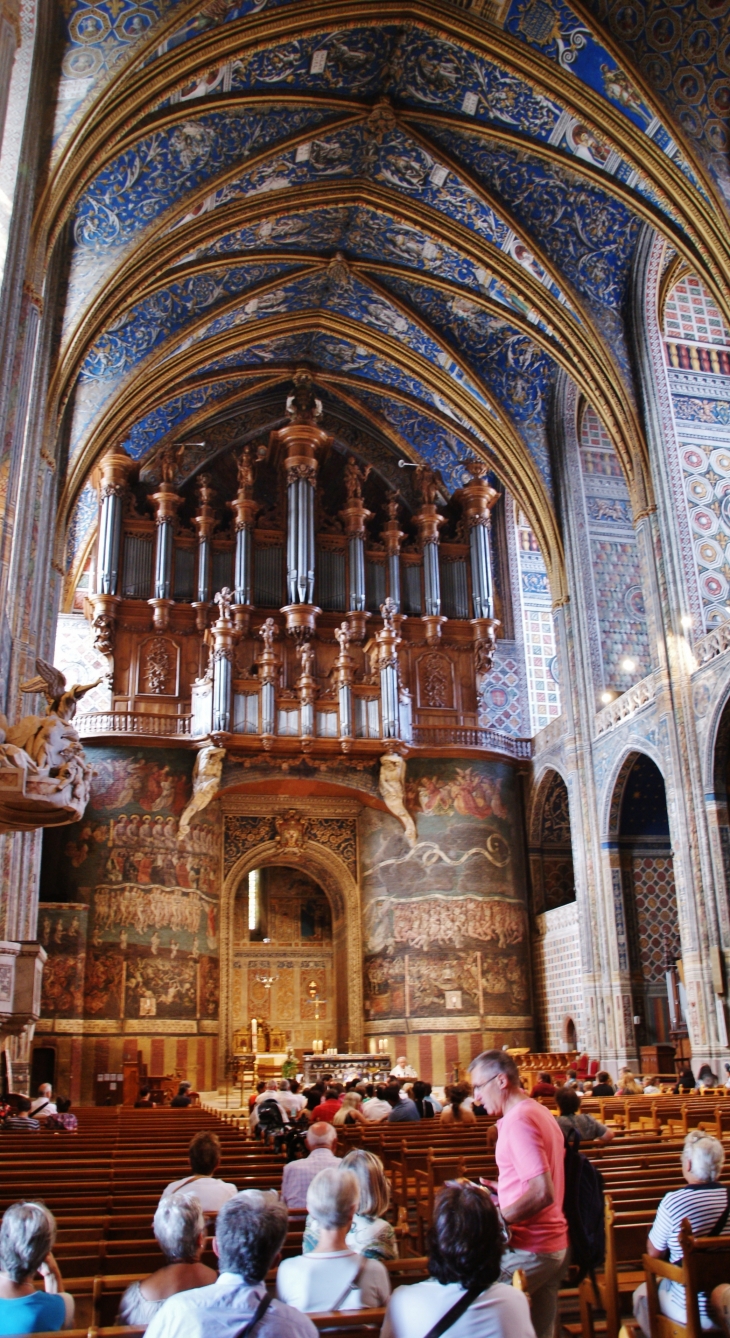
left=0, top=1202, right=74, bottom=1334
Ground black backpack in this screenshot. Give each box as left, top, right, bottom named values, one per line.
left=562, top=1128, right=605, bottom=1281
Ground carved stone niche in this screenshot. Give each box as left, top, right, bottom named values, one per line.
left=416, top=650, right=456, bottom=711
left=136, top=636, right=181, bottom=697
left=0, top=941, right=46, bottom=1043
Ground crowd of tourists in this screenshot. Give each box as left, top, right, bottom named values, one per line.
left=2, top=1051, right=730, bottom=1337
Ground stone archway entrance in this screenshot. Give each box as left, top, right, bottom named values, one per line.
left=219, top=796, right=362, bottom=1077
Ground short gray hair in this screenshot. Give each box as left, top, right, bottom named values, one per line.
left=154, top=1192, right=205, bottom=1262
left=216, top=1191, right=287, bottom=1282
left=683, top=1132, right=725, bottom=1182
left=278, top=1080, right=290, bottom=1091
left=307, top=1168, right=359, bottom=1229
left=0, top=1202, right=55, bottom=1282
left=307, top=1121, right=337, bottom=1149
left=468, top=1049, right=520, bottom=1085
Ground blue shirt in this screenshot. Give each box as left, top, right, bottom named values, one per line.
left=388, top=1099, right=421, bottom=1121
left=0, top=1291, right=66, bottom=1334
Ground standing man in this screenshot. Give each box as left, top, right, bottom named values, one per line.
left=469, top=1050, right=567, bottom=1338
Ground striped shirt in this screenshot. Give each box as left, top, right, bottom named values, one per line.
left=649, top=1183, right=730, bottom=1320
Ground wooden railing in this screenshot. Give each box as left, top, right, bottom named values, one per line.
left=76, top=712, right=192, bottom=738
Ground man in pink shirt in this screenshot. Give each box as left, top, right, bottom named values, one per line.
left=469, top=1049, right=568, bottom=1338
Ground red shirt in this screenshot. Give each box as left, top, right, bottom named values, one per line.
left=531, top=1082, right=556, bottom=1098
left=311, top=1097, right=342, bottom=1123
left=496, top=1096, right=568, bottom=1253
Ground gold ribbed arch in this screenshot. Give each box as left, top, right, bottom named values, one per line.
left=58, top=309, right=566, bottom=599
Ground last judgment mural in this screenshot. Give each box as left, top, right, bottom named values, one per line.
left=38, top=747, right=221, bottom=1034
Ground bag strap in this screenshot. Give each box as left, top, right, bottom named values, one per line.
left=422, top=1283, right=483, bottom=1338
left=230, top=1293, right=272, bottom=1338
left=330, top=1260, right=365, bottom=1311
left=710, top=1186, right=730, bottom=1238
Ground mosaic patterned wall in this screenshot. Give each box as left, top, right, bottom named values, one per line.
left=630, top=855, right=680, bottom=984
left=515, top=512, right=561, bottom=732
left=529, top=771, right=576, bottom=915
left=361, top=757, right=533, bottom=1045
left=531, top=902, right=583, bottom=1052
left=53, top=613, right=109, bottom=714
left=664, top=276, right=730, bottom=629
left=579, top=405, right=651, bottom=691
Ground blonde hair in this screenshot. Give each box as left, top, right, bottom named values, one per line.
left=341, top=1148, right=390, bottom=1219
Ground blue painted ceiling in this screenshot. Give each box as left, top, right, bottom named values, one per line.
left=50, top=0, right=729, bottom=560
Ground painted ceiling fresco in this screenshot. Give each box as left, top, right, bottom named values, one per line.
left=48, top=0, right=730, bottom=586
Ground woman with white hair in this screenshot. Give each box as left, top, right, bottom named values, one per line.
left=276, top=1167, right=391, bottom=1312
left=118, top=1192, right=217, bottom=1326
left=633, top=1131, right=730, bottom=1335
left=0, top=1201, right=74, bottom=1334
left=302, top=1149, right=398, bottom=1261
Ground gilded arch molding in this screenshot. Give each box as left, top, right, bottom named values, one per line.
left=37, top=0, right=729, bottom=278
left=220, top=832, right=364, bottom=1073
left=58, top=307, right=567, bottom=601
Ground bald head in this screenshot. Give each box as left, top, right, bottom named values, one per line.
left=307, top=1121, right=337, bottom=1150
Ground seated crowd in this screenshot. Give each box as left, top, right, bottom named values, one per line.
left=4, top=1050, right=730, bottom=1337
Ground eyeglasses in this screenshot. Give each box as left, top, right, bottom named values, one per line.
left=475, top=1071, right=500, bottom=1087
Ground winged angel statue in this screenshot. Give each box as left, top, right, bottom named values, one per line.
left=0, top=659, right=100, bottom=831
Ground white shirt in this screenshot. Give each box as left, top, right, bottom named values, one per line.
left=276, top=1249, right=390, bottom=1312
left=390, top=1064, right=416, bottom=1078
left=162, top=1176, right=237, bottom=1212
left=144, top=1273, right=316, bottom=1338
left=363, top=1098, right=392, bottom=1121
left=382, top=1279, right=536, bottom=1338
left=30, top=1096, right=57, bottom=1115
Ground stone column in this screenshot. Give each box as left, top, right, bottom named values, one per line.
left=341, top=456, right=373, bottom=642
left=376, top=598, right=403, bottom=740
left=269, top=371, right=331, bottom=639
left=334, top=620, right=355, bottom=750
left=191, top=473, right=216, bottom=632
left=414, top=465, right=446, bottom=645
left=382, top=492, right=404, bottom=613
left=148, top=448, right=182, bottom=631
left=228, top=446, right=258, bottom=637
left=211, top=588, right=235, bottom=734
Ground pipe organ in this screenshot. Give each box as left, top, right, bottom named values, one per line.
left=82, top=374, right=512, bottom=756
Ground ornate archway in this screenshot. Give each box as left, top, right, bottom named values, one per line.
left=219, top=797, right=363, bottom=1076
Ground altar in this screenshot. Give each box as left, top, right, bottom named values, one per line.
left=302, top=1053, right=392, bottom=1085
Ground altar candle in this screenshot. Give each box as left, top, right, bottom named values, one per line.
left=251, top=1018, right=257, bottom=1050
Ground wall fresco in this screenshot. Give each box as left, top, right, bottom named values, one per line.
left=38, top=746, right=221, bottom=1029
left=361, top=758, right=532, bottom=1036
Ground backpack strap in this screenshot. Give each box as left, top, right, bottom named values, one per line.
left=230, top=1293, right=272, bottom=1338
left=422, top=1284, right=484, bottom=1338
left=330, top=1260, right=365, bottom=1311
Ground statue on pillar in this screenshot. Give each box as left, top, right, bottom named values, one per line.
left=343, top=455, right=371, bottom=502
left=285, top=369, right=323, bottom=424
left=415, top=463, right=443, bottom=506
left=236, top=446, right=256, bottom=497
left=0, top=660, right=101, bottom=830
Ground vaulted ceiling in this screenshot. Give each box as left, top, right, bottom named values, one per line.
left=42, top=0, right=730, bottom=595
